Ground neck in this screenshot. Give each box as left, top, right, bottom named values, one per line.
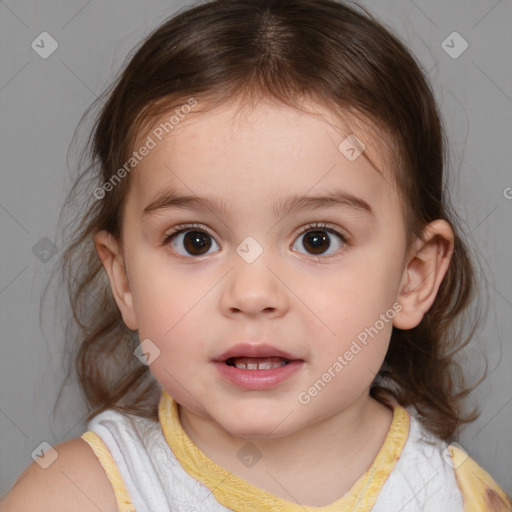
left=177, top=392, right=393, bottom=506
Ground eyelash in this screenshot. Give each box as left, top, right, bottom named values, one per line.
left=162, top=222, right=348, bottom=257
left=296, top=222, right=348, bottom=249
left=162, top=223, right=216, bottom=245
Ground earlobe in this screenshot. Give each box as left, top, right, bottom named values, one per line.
left=93, top=230, right=138, bottom=330
left=393, top=220, right=454, bottom=330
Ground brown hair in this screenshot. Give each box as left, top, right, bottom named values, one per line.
left=54, top=0, right=484, bottom=441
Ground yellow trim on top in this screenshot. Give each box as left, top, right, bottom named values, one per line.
left=159, top=390, right=409, bottom=512
left=81, top=431, right=136, bottom=512
left=450, top=445, right=511, bottom=512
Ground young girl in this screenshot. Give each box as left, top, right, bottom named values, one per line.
left=2, top=0, right=510, bottom=510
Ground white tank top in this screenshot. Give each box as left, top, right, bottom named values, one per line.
left=80, top=391, right=508, bottom=511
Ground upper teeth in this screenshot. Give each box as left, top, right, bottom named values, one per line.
left=227, top=356, right=289, bottom=369
left=235, top=361, right=287, bottom=370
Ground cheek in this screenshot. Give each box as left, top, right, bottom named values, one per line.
left=129, top=256, right=214, bottom=338
left=310, top=268, right=399, bottom=334
left=128, top=266, right=213, bottom=383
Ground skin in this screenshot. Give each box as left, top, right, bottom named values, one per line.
left=94, top=97, right=454, bottom=506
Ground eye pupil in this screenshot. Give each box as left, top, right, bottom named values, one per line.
left=184, top=231, right=211, bottom=255
left=303, top=230, right=330, bottom=254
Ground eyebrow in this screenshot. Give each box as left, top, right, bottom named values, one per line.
left=142, top=188, right=374, bottom=218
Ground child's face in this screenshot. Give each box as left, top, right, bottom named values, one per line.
left=112, top=99, right=411, bottom=437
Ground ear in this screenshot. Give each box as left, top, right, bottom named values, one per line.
left=393, top=219, right=454, bottom=330
left=93, top=230, right=138, bottom=330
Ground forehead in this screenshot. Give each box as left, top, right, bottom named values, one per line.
left=127, top=99, right=398, bottom=217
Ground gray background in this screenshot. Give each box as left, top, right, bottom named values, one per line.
left=1, top=0, right=511, bottom=500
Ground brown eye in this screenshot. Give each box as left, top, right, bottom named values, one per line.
left=292, top=225, right=346, bottom=257
left=167, top=228, right=220, bottom=256
left=302, top=230, right=330, bottom=254
left=182, top=231, right=212, bottom=255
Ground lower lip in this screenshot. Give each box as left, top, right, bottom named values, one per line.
left=213, top=360, right=303, bottom=390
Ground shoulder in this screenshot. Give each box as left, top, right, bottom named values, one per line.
left=0, top=437, right=118, bottom=512
left=449, top=445, right=512, bottom=512
left=397, top=410, right=511, bottom=511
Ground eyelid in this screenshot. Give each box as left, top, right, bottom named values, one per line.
left=295, top=222, right=348, bottom=242
left=163, top=222, right=347, bottom=242
left=162, top=222, right=218, bottom=244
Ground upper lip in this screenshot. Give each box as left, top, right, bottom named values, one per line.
left=213, top=343, right=301, bottom=362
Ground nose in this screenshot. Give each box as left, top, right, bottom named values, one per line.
left=219, top=251, right=289, bottom=319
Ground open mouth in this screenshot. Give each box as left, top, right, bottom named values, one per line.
left=225, top=356, right=289, bottom=370
left=215, top=348, right=303, bottom=388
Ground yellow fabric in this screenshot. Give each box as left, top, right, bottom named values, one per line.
left=81, top=431, right=136, bottom=512
left=158, top=390, right=409, bottom=511
left=450, top=446, right=512, bottom=512
left=79, top=393, right=512, bottom=511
